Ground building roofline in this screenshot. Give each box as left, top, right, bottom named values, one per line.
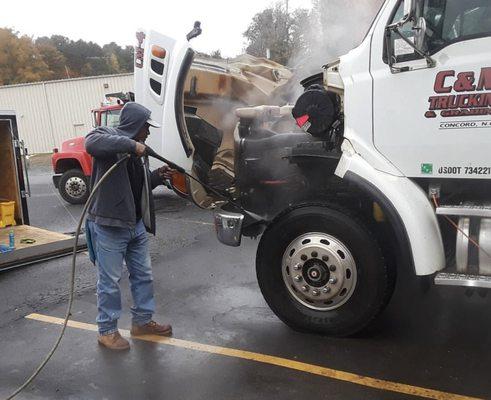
left=0, top=73, right=133, bottom=90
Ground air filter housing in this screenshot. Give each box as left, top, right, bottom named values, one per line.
left=292, top=85, right=340, bottom=138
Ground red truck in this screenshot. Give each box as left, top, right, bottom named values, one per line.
left=51, top=97, right=125, bottom=204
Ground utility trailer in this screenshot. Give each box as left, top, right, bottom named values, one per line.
left=0, top=111, right=83, bottom=271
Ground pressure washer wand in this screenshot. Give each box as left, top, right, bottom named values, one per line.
left=144, top=145, right=185, bottom=173
left=144, top=146, right=265, bottom=223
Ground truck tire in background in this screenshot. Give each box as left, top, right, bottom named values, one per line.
left=58, top=169, right=89, bottom=204
left=256, top=205, right=395, bottom=336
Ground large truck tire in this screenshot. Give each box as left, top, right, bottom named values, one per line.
left=256, top=205, right=395, bottom=337
left=58, top=169, right=89, bottom=204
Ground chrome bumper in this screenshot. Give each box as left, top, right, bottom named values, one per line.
left=214, top=211, right=244, bottom=247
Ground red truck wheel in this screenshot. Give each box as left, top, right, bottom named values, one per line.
left=59, top=169, right=89, bottom=204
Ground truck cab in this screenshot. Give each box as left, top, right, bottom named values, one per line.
left=136, top=0, right=491, bottom=336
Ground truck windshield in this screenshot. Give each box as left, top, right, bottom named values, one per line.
left=100, top=110, right=121, bottom=127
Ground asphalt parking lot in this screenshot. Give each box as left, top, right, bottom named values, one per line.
left=1, top=159, right=491, bottom=400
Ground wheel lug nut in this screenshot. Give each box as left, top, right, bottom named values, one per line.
left=301, top=254, right=308, bottom=261
left=329, top=277, right=337, bottom=284
left=293, top=263, right=302, bottom=271
left=329, top=265, right=336, bottom=272
left=294, top=275, right=302, bottom=282
left=301, top=285, right=309, bottom=292
left=322, top=255, right=329, bottom=262
left=312, top=290, right=320, bottom=296
left=311, top=251, right=318, bottom=258
left=322, top=287, right=331, bottom=294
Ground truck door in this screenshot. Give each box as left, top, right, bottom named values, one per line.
left=371, top=0, right=491, bottom=179
left=134, top=30, right=195, bottom=171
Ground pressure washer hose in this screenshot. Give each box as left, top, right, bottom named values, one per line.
left=5, top=148, right=263, bottom=399
left=4, top=154, right=131, bottom=400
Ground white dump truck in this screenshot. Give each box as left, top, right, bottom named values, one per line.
left=135, top=0, right=491, bottom=336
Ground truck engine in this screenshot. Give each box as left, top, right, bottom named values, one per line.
left=225, top=70, right=350, bottom=229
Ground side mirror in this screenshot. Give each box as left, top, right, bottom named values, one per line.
left=385, top=0, right=435, bottom=72
left=414, top=17, right=427, bottom=50
left=92, top=111, right=99, bottom=128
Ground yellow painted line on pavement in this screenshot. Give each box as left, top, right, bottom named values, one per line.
left=26, top=313, right=481, bottom=400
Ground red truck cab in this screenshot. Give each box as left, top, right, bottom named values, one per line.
left=51, top=103, right=123, bottom=204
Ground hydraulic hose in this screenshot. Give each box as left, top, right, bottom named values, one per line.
left=4, top=154, right=131, bottom=400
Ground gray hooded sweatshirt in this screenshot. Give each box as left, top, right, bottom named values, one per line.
left=85, top=102, right=161, bottom=234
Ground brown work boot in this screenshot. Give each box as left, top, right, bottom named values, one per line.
left=97, top=331, right=130, bottom=351
left=131, top=320, right=173, bottom=337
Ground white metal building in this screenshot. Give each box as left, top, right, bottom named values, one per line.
left=0, top=73, right=133, bottom=153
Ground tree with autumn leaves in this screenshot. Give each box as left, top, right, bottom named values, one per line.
left=0, top=29, right=51, bottom=85
left=0, top=28, right=133, bottom=86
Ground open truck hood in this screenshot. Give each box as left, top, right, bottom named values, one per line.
left=134, top=29, right=292, bottom=208
left=134, top=30, right=194, bottom=172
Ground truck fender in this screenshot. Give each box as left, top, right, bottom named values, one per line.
left=335, top=143, right=445, bottom=276
left=52, top=152, right=92, bottom=176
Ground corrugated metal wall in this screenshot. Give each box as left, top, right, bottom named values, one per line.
left=0, top=74, right=133, bottom=153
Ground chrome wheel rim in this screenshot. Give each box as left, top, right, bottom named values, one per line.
left=65, top=177, right=87, bottom=198
left=282, top=232, right=357, bottom=311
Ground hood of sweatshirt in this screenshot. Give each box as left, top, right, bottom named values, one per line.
left=117, top=102, right=152, bottom=139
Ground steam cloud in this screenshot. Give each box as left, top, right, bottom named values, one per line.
left=287, top=0, right=385, bottom=98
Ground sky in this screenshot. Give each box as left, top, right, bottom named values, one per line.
left=0, top=0, right=312, bottom=58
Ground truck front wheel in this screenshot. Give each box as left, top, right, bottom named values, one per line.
left=256, top=205, right=395, bottom=336
left=58, top=169, right=89, bottom=204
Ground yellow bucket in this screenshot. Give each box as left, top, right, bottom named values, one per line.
left=0, top=201, right=16, bottom=228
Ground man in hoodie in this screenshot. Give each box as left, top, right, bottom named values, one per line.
left=85, top=102, right=173, bottom=351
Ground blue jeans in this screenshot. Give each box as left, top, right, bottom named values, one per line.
left=87, top=219, right=155, bottom=335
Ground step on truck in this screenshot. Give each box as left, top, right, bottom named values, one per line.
left=136, top=0, right=491, bottom=336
